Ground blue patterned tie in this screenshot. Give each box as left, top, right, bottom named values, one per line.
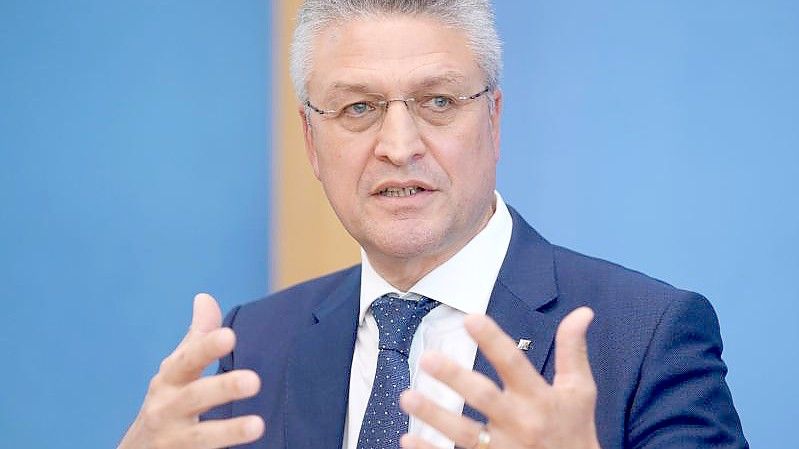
left=356, top=294, right=440, bottom=449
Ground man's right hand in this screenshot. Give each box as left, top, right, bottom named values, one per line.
left=118, top=293, right=264, bottom=449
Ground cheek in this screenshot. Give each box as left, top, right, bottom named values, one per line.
left=314, top=134, right=373, bottom=195
left=428, top=130, right=496, bottom=185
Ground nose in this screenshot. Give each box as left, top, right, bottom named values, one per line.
left=373, top=100, right=426, bottom=166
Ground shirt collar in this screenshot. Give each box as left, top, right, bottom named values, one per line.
left=359, top=191, right=513, bottom=324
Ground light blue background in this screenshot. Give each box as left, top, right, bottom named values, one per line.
left=1, top=1, right=796, bottom=448
left=0, top=1, right=269, bottom=447
left=495, top=2, right=798, bottom=448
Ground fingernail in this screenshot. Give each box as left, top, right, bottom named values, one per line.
left=245, top=416, right=263, bottom=437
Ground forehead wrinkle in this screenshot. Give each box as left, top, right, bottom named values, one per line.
left=403, top=60, right=475, bottom=89
left=316, top=59, right=477, bottom=102
left=411, top=72, right=469, bottom=90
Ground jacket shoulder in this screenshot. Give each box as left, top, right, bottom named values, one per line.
left=547, top=243, right=716, bottom=369
left=550, top=244, right=701, bottom=311
left=545, top=246, right=745, bottom=448
left=230, top=264, right=360, bottom=326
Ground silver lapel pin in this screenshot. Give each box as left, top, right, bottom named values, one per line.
left=516, top=338, right=532, bottom=351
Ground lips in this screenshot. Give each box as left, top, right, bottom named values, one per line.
left=372, top=180, right=435, bottom=198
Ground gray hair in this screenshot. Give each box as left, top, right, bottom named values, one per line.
left=289, top=0, right=502, bottom=101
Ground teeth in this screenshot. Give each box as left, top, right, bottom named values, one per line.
left=379, top=186, right=424, bottom=197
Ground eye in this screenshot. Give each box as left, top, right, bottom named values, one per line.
left=343, top=101, right=375, bottom=116
left=423, top=95, right=456, bottom=111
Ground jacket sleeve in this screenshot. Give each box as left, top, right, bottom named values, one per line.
left=199, top=304, right=243, bottom=422
left=627, top=293, right=748, bottom=448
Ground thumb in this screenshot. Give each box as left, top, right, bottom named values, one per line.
left=553, top=306, right=595, bottom=386
left=191, top=293, right=223, bottom=334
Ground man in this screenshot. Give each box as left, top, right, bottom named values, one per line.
left=119, top=1, right=747, bottom=448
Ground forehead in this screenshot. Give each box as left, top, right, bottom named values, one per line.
left=307, top=14, right=482, bottom=98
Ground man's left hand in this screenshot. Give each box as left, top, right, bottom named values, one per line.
left=399, top=307, right=601, bottom=449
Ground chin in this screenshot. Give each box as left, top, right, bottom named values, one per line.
left=364, top=225, right=443, bottom=260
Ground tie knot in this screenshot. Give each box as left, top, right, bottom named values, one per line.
left=371, top=294, right=439, bottom=357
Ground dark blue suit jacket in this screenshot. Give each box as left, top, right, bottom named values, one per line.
left=204, top=207, right=747, bottom=448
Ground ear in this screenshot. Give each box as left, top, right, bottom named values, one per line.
left=300, top=106, right=322, bottom=180
left=489, top=88, right=503, bottom=162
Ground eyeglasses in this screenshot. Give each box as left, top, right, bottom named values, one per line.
left=304, top=86, right=491, bottom=133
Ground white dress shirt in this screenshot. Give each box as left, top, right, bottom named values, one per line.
left=342, top=191, right=513, bottom=449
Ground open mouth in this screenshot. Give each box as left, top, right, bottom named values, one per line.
left=378, top=186, right=426, bottom=197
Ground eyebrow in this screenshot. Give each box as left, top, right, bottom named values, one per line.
left=321, top=71, right=471, bottom=102
left=322, top=83, right=375, bottom=103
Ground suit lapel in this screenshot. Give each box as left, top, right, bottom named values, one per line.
left=285, top=269, right=360, bottom=449
left=464, top=207, right=560, bottom=423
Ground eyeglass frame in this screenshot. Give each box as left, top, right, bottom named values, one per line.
left=303, top=85, right=492, bottom=128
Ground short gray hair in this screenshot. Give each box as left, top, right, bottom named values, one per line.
left=290, top=0, right=502, bottom=101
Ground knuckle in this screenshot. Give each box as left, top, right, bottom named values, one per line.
left=470, top=386, right=499, bottom=408
left=209, top=328, right=230, bottom=357
left=140, top=403, right=166, bottom=432
left=148, top=374, right=164, bottom=395
left=203, top=334, right=223, bottom=357
left=519, top=432, right=539, bottom=447
left=560, top=377, right=596, bottom=399
left=223, top=373, right=243, bottom=396
left=188, top=426, right=205, bottom=446
left=559, top=383, right=580, bottom=401
left=175, top=348, right=189, bottom=365
left=149, top=437, right=166, bottom=449
left=182, top=384, right=204, bottom=413
left=159, top=353, right=176, bottom=372
left=500, top=346, right=526, bottom=367
left=163, top=426, right=203, bottom=449
left=452, top=424, right=478, bottom=446
left=157, top=361, right=170, bottom=379
left=516, top=418, right=544, bottom=442
left=582, top=384, right=598, bottom=402
left=237, top=420, right=251, bottom=439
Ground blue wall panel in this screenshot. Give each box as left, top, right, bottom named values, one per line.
left=495, top=2, right=798, bottom=447
left=0, top=1, right=270, bottom=446
left=2, top=1, right=797, bottom=447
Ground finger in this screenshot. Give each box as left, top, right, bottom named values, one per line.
left=157, top=415, right=264, bottom=449
left=173, top=369, right=261, bottom=417
left=169, top=293, right=223, bottom=363
left=400, top=433, right=447, bottom=449
left=191, top=293, right=223, bottom=335
left=402, top=427, right=528, bottom=449
left=160, top=327, right=235, bottom=385
left=463, top=314, right=548, bottom=393
left=399, top=390, right=483, bottom=449
left=417, top=352, right=513, bottom=423
left=553, top=307, right=595, bottom=387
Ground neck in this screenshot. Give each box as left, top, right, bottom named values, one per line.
left=367, top=249, right=459, bottom=292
